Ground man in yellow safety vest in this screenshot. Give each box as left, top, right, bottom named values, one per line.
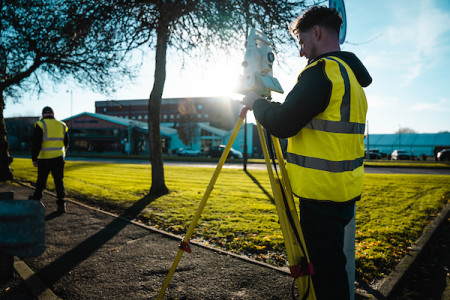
left=243, top=6, right=372, bottom=299
left=29, top=106, right=69, bottom=214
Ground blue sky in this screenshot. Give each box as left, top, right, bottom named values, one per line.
left=5, top=0, right=450, bottom=134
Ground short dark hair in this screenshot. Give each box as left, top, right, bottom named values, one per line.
left=42, top=106, right=54, bottom=115
left=290, top=6, right=342, bottom=39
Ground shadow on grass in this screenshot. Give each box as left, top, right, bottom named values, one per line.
left=31, top=193, right=161, bottom=294
left=244, top=170, right=274, bottom=204
left=63, top=161, right=110, bottom=172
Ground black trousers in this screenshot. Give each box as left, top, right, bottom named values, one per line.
left=33, top=156, right=66, bottom=201
left=300, top=199, right=355, bottom=300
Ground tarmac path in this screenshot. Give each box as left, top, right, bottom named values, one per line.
left=0, top=182, right=299, bottom=299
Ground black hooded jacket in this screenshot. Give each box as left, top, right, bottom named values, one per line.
left=253, top=51, right=372, bottom=138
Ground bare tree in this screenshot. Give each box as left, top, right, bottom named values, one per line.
left=0, top=0, right=139, bottom=180
left=130, top=0, right=312, bottom=196
left=396, top=127, right=417, bottom=134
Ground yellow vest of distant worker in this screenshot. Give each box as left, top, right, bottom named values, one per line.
left=286, top=56, right=368, bottom=202
left=36, top=119, right=68, bottom=159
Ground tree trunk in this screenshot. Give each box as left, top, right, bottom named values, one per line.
left=0, top=91, right=14, bottom=182
left=148, top=23, right=170, bottom=196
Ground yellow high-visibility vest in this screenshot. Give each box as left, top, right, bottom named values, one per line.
left=36, top=119, right=68, bottom=159
left=286, top=56, right=368, bottom=202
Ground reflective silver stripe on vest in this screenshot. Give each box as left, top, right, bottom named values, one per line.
left=41, top=120, right=64, bottom=141
left=304, top=118, right=365, bottom=134
left=326, top=57, right=351, bottom=122
left=286, top=152, right=364, bottom=173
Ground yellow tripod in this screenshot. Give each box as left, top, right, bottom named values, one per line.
left=157, top=107, right=316, bottom=300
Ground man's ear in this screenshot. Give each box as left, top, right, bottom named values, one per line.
left=312, top=25, right=321, bottom=40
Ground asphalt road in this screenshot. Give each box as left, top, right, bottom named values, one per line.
left=64, top=156, right=450, bottom=175
left=13, top=154, right=450, bottom=174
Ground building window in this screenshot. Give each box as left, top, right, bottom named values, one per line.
left=201, top=129, right=212, bottom=136
left=197, top=114, right=202, bottom=119
left=170, top=114, right=174, bottom=119
left=138, top=115, right=142, bottom=120
left=176, top=114, right=180, bottom=119
left=204, top=114, right=209, bottom=118
left=145, top=115, right=148, bottom=119
left=104, top=108, right=107, bottom=112
left=132, top=115, right=136, bottom=120
left=163, top=114, right=168, bottom=119
left=198, top=104, right=203, bottom=110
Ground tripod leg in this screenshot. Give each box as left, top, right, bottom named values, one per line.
left=157, top=107, right=249, bottom=300
left=254, top=122, right=297, bottom=261
left=255, top=122, right=316, bottom=299
left=271, top=137, right=293, bottom=197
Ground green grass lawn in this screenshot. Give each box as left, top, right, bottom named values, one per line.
left=364, top=160, right=450, bottom=168
left=11, top=158, right=449, bottom=281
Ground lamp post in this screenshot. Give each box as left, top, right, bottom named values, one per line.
left=366, top=120, right=370, bottom=161
left=243, top=114, right=247, bottom=171
left=66, top=90, right=73, bottom=151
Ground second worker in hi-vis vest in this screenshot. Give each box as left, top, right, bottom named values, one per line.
left=29, top=106, right=69, bottom=214
left=243, top=6, right=372, bottom=300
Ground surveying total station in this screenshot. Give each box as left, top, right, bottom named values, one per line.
left=157, top=26, right=316, bottom=300
left=236, top=28, right=284, bottom=96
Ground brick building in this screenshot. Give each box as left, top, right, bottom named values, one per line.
left=5, top=117, right=39, bottom=151
left=94, top=97, right=245, bottom=153
left=63, top=112, right=186, bottom=155
left=95, top=97, right=242, bottom=131
left=6, top=97, right=264, bottom=157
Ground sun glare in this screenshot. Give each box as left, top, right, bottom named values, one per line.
left=165, top=55, right=244, bottom=99
left=163, top=51, right=291, bottom=125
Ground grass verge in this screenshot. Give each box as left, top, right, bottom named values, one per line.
left=11, top=158, right=449, bottom=282
left=364, top=160, right=450, bottom=169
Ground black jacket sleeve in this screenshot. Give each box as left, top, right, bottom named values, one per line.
left=31, top=123, right=43, bottom=162
left=253, top=60, right=331, bottom=138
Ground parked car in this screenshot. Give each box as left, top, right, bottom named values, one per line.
left=365, top=150, right=382, bottom=159
left=391, top=149, right=411, bottom=160
left=437, top=149, right=450, bottom=161
left=208, top=145, right=243, bottom=159
left=176, top=147, right=201, bottom=157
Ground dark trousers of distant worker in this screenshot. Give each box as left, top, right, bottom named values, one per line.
left=300, top=199, right=355, bottom=300
left=32, top=156, right=66, bottom=202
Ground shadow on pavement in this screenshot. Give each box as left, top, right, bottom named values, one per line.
left=45, top=211, right=62, bottom=221
left=29, top=193, right=159, bottom=294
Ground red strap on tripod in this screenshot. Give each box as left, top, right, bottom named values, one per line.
left=289, top=262, right=315, bottom=278
left=239, top=107, right=250, bottom=118
left=179, top=241, right=192, bottom=253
